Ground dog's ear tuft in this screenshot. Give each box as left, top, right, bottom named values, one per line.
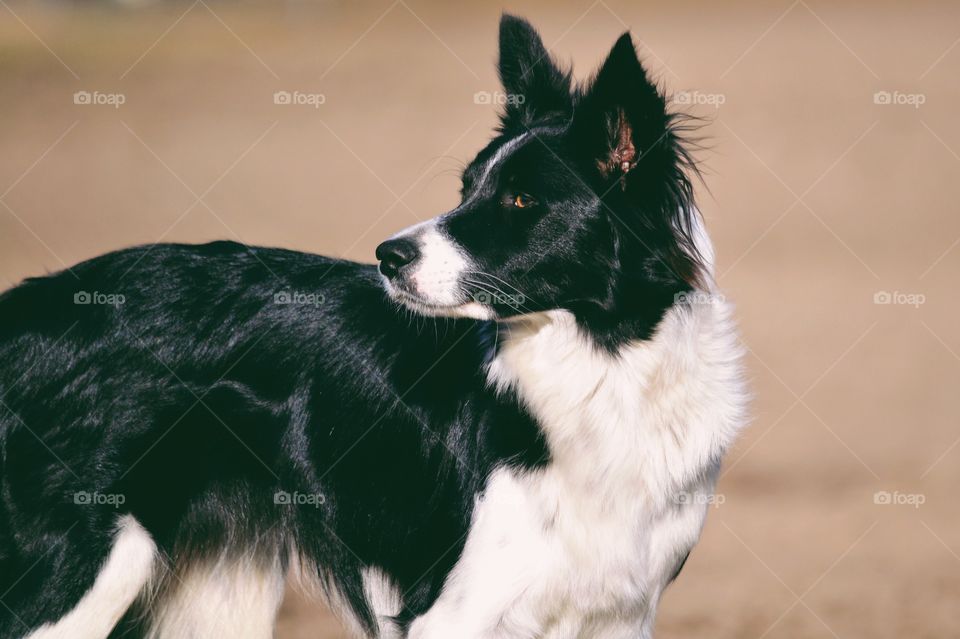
left=571, top=33, right=669, bottom=186
left=497, top=14, right=572, bottom=129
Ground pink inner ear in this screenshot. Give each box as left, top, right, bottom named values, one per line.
left=598, top=110, right=638, bottom=179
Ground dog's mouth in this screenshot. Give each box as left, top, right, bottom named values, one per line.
left=392, top=287, right=461, bottom=312
left=385, top=282, right=495, bottom=320
left=375, top=223, right=503, bottom=321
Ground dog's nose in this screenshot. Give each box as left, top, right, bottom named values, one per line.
left=376, top=238, right=420, bottom=278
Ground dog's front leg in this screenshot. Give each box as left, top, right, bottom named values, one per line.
left=406, top=470, right=556, bottom=639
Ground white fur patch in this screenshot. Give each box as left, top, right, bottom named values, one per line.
left=26, top=516, right=157, bottom=639
left=145, top=554, right=285, bottom=639
left=380, top=222, right=494, bottom=320
left=409, top=226, right=470, bottom=306
left=361, top=566, right=403, bottom=638
left=410, top=279, right=747, bottom=637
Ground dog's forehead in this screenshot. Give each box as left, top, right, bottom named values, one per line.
left=462, top=126, right=566, bottom=195
left=466, top=132, right=530, bottom=178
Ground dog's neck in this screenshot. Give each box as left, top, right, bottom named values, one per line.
left=486, top=302, right=745, bottom=505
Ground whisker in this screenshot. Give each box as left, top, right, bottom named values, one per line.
left=461, top=279, right=535, bottom=314
left=462, top=270, right=537, bottom=306
left=461, top=278, right=536, bottom=315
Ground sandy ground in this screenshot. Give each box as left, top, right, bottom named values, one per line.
left=1, top=1, right=959, bottom=637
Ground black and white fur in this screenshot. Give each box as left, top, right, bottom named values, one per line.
left=0, top=16, right=746, bottom=639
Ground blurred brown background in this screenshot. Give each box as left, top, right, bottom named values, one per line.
left=2, top=1, right=959, bottom=637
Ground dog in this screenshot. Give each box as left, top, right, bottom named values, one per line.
left=0, top=14, right=746, bottom=639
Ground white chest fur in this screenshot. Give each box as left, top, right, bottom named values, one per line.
left=488, top=303, right=745, bottom=510
left=410, top=297, right=746, bottom=639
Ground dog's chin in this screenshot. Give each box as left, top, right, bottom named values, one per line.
left=386, top=285, right=496, bottom=320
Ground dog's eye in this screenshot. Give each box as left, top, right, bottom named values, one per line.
left=512, top=193, right=536, bottom=209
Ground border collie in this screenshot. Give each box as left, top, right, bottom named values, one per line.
left=0, top=15, right=746, bottom=639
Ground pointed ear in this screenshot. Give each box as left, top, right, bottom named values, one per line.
left=572, top=34, right=704, bottom=288
left=497, top=14, right=572, bottom=129
left=571, top=33, right=671, bottom=186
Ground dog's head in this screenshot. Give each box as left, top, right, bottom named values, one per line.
left=377, top=15, right=706, bottom=342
